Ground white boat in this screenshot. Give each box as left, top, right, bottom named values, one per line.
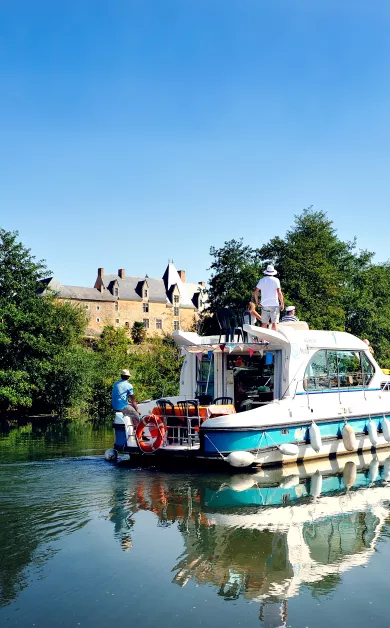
left=109, top=321, right=390, bottom=468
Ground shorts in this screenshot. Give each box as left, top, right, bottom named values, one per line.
left=261, top=306, right=280, bottom=324
left=119, top=405, right=141, bottom=425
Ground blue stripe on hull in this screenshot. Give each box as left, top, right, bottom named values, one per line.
left=203, top=471, right=382, bottom=508
left=202, top=414, right=390, bottom=454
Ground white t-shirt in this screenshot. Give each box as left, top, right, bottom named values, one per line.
left=256, top=276, right=281, bottom=307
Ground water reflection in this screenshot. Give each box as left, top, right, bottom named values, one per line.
left=2, top=420, right=390, bottom=626
left=109, top=450, right=390, bottom=618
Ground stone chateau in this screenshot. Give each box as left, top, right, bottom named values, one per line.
left=41, top=262, right=206, bottom=336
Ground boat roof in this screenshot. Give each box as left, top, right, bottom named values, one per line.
left=173, top=326, right=368, bottom=352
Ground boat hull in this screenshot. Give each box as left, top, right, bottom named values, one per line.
left=113, top=412, right=390, bottom=468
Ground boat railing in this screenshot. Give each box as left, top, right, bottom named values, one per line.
left=166, top=416, right=201, bottom=448
left=292, top=372, right=370, bottom=404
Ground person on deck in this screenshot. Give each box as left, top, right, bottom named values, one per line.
left=112, top=369, right=141, bottom=424
left=281, top=305, right=299, bottom=323
left=243, top=301, right=262, bottom=325
left=254, top=264, right=284, bottom=331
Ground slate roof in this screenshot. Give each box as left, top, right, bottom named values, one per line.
left=40, top=278, right=115, bottom=301
left=39, top=263, right=205, bottom=309
left=103, top=275, right=168, bottom=303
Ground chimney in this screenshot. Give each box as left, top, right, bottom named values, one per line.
left=94, top=267, right=105, bottom=292
left=178, top=270, right=186, bottom=283
left=198, top=281, right=206, bottom=288
left=118, top=268, right=125, bottom=279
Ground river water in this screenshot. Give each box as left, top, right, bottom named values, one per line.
left=1, top=420, right=390, bottom=627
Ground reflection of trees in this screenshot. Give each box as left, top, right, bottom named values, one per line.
left=0, top=459, right=97, bottom=608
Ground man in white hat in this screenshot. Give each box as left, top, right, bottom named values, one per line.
left=112, top=369, right=141, bottom=422
left=254, top=264, right=284, bottom=331
left=281, top=305, right=299, bottom=323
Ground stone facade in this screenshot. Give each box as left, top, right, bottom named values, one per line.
left=41, top=263, right=205, bottom=337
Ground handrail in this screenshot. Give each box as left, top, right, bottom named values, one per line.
left=292, top=372, right=372, bottom=399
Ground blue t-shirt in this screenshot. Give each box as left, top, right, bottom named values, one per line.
left=112, top=379, right=134, bottom=411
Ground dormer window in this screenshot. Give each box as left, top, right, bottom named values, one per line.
left=114, top=287, right=119, bottom=297
left=144, top=289, right=148, bottom=298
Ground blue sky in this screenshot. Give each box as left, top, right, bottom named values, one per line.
left=1, top=0, right=389, bottom=287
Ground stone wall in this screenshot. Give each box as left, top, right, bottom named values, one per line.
left=58, top=298, right=198, bottom=336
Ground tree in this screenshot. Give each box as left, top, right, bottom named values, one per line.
left=131, top=321, right=146, bottom=344
left=207, top=239, right=262, bottom=312
left=129, top=336, right=183, bottom=401
left=0, top=227, right=89, bottom=413
left=258, top=208, right=373, bottom=330
left=89, top=326, right=130, bottom=418
left=345, top=263, right=390, bottom=367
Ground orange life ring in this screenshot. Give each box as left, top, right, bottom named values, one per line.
left=136, top=414, right=166, bottom=454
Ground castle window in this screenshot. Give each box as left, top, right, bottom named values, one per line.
left=96, top=305, right=100, bottom=311
left=115, top=302, right=119, bottom=311
left=174, top=321, right=179, bottom=331
left=116, top=319, right=119, bottom=324
left=125, top=322, right=129, bottom=328
left=156, top=319, right=162, bottom=330
left=85, top=304, right=89, bottom=309
left=174, top=307, right=179, bottom=317
left=114, top=287, right=119, bottom=297
left=174, top=295, right=179, bottom=304
left=96, top=318, right=100, bottom=323
left=143, top=303, right=149, bottom=312
left=144, top=289, right=148, bottom=298
left=143, top=319, right=149, bottom=329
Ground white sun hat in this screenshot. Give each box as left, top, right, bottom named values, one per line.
left=263, top=264, right=277, bottom=276
left=286, top=305, right=295, bottom=312
left=121, top=369, right=131, bottom=377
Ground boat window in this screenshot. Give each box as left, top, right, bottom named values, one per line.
left=303, top=350, right=329, bottom=391
left=327, top=351, right=338, bottom=388
left=304, top=349, right=370, bottom=391
left=196, top=354, right=214, bottom=400
left=337, top=351, right=361, bottom=388
left=361, top=352, right=375, bottom=386
left=228, top=353, right=275, bottom=411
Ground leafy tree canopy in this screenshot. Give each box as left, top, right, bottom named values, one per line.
left=207, top=238, right=262, bottom=312
left=206, top=209, right=390, bottom=367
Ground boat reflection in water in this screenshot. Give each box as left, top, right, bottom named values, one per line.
left=109, top=450, right=390, bottom=623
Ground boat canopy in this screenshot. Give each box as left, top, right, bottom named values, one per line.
left=174, top=327, right=370, bottom=353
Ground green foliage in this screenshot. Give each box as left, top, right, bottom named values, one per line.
left=89, top=326, right=131, bottom=418
left=258, top=208, right=373, bottom=331
left=130, top=335, right=183, bottom=401
left=345, top=263, right=390, bottom=367
left=0, top=227, right=89, bottom=413
left=131, top=321, right=146, bottom=344
left=207, top=239, right=262, bottom=312
left=206, top=209, right=390, bottom=367
left=88, top=330, right=182, bottom=417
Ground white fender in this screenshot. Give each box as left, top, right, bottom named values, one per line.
left=104, top=448, right=118, bottom=462
left=382, top=418, right=390, bottom=443
left=343, top=461, right=357, bottom=489
left=368, top=420, right=379, bottom=446
left=383, top=456, right=390, bottom=481
left=226, top=451, right=255, bottom=468
left=342, top=423, right=357, bottom=452
left=310, top=470, right=323, bottom=497
left=309, top=422, right=322, bottom=453
left=228, top=475, right=255, bottom=492
left=369, top=458, right=379, bottom=483
left=280, top=475, right=300, bottom=489
left=278, top=443, right=299, bottom=456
